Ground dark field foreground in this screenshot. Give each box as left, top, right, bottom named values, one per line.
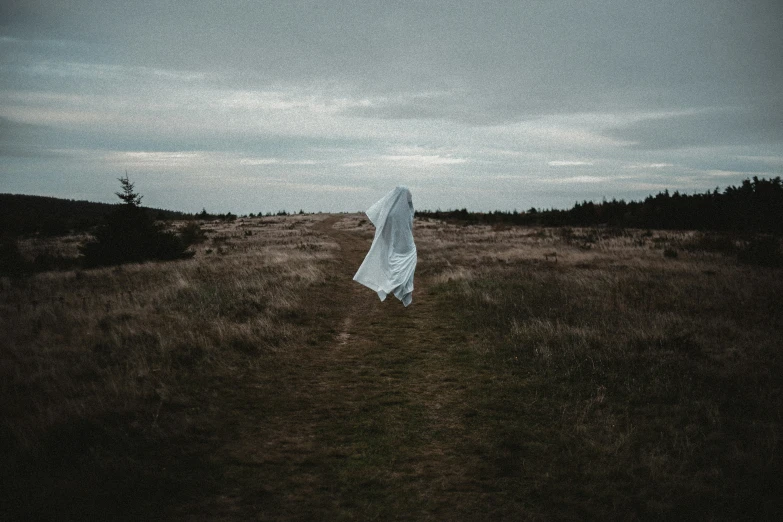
left=1, top=215, right=782, bottom=520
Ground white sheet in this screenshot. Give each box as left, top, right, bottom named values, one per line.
left=353, top=186, right=417, bottom=306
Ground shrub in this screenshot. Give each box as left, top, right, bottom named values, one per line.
left=179, top=222, right=207, bottom=245
left=684, top=232, right=738, bottom=254
left=80, top=175, right=194, bottom=267
left=0, top=235, right=28, bottom=276
left=737, top=236, right=783, bottom=267
left=32, top=252, right=78, bottom=272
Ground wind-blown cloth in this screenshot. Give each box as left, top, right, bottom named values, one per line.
left=353, top=186, right=417, bottom=306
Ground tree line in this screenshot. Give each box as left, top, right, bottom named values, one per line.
left=3, top=175, right=781, bottom=276
left=417, top=176, right=783, bottom=235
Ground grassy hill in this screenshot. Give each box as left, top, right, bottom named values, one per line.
left=0, top=193, right=192, bottom=237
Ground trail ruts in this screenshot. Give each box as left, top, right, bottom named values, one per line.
left=189, top=214, right=488, bottom=520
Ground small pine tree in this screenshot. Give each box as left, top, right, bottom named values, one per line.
left=116, top=172, right=143, bottom=207
left=80, top=174, right=193, bottom=267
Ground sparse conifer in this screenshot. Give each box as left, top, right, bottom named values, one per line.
left=80, top=174, right=193, bottom=267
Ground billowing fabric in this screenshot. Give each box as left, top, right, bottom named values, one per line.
left=353, top=186, right=417, bottom=306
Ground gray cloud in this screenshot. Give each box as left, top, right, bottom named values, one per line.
left=1, top=1, right=782, bottom=211
left=0, top=116, right=63, bottom=157
left=606, top=105, right=783, bottom=150
left=7, top=1, right=782, bottom=110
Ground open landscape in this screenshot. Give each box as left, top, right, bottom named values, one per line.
left=2, top=212, right=781, bottom=520
left=4, top=2, right=783, bottom=519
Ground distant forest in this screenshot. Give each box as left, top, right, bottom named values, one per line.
left=418, top=176, right=783, bottom=235
left=2, top=176, right=782, bottom=237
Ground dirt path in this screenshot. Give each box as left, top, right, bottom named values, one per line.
left=194, top=215, right=491, bottom=520
left=309, top=215, right=482, bottom=515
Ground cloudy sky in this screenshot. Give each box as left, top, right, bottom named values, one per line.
left=1, top=1, right=781, bottom=213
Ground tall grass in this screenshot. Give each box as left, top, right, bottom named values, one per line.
left=418, top=220, right=783, bottom=518
left=0, top=215, right=336, bottom=519
left=2, top=216, right=781, bottom=519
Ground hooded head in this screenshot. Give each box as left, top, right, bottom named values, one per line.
left=366, top=186, right=413, bottom=227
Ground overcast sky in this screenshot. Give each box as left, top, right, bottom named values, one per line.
left=1, top=1, right=781, bottom=213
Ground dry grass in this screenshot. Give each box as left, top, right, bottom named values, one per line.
left=2, top=215, right=781, bottom=520
left=416, top=219, right=783, bottom=519
left=1, top=214, right=338, bottom=519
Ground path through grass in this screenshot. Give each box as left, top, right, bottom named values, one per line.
left=3, top=215, right=781, bottom=520
left=189, top=215, right=508, bottom=519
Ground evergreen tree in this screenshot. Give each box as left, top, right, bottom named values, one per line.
left=80, top=175, right=193, bottom=267
left=116, top=172, right=143, bottom=206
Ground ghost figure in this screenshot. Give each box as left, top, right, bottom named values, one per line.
left=353, top=186, right=417, bottom=306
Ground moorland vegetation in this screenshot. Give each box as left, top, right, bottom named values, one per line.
left=0, top=178, right=782, bottom=519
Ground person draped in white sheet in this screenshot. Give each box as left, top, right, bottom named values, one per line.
left=353, top=186, right=417, bottom=307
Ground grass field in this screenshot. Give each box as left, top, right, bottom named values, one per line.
left=1, top=214, right=781, bottom=520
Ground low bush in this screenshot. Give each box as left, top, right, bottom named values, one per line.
left=0, top=236, right=27, bottom=276
left=80, top=176, right=194, bottom=267
left=738, top=236, right=783, bottom=267
left=179, top=222, right=207, bottom=245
